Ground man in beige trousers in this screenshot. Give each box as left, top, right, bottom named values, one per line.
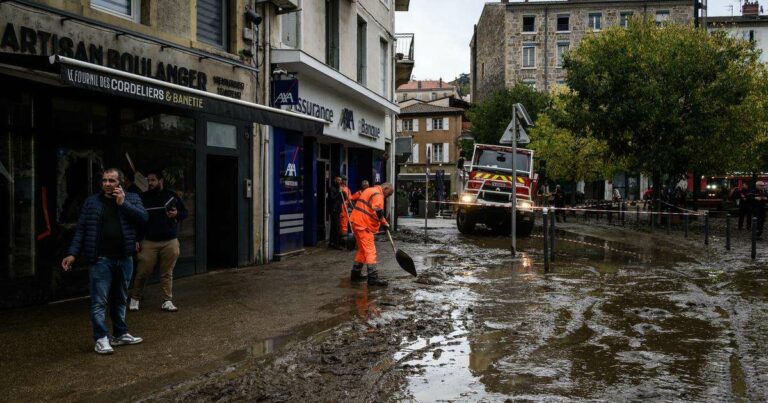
left=129, top=170, right=188, bottom=312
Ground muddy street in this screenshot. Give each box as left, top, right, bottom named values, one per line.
left=152, top=219, right=768, bottom=402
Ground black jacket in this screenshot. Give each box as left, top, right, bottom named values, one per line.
left=139, top=188, right=188, bottom=241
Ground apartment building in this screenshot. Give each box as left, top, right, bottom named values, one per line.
left=397, top=79, right=460, bottom=104
left=708, top=2, right=768, bottom=63
left=470, top=0, right=693, bottom=102
left=267, top=0, right=410, bottom=257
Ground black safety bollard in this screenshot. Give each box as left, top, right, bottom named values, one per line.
left=650, top=207, right=654, bottom=231
left=704, top=212, right=709, bottom=246
left=684, top=213, right=689, bottom=238
left=726, top=213, right=731, bottom=251
left=752, top=216, right=757, bottom=260
left=666, top=208, right=671, bottom=235
left=550, top=210, right=556, bottom=262
left=543, top=209, right=550, bottom=271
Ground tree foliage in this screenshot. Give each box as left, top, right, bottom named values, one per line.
left=467, top=84, right=550, bottom=146
left=564, top=18, right=768, bottom=179
left=528, top=89, right=618, bottom=183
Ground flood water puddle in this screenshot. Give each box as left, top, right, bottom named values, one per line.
left=389, top=224, right=763, bottom=401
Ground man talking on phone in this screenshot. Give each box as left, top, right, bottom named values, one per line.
left=129, top=169, right=188, bottom=312
left=62, top=168, right=148, bottom=354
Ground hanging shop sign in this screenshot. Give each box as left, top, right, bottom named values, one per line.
left=0, top=6, right=253, bottom=101
left=271, top=78, right=299, bottom=106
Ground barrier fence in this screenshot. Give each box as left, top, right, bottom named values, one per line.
left=408, top=199, right=761, bottom=271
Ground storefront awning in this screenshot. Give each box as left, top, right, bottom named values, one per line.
left=0, top=54, right=326, bottom=135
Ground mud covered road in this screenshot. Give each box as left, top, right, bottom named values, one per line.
left=148, top=220, right=768, bottom=402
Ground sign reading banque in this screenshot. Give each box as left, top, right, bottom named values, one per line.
left=0, top=4, right=252, bottom=101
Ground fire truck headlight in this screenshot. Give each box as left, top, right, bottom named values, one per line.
left=518, top=200, right=534, bottom=211
left=460, top=193, right=475, bottom=203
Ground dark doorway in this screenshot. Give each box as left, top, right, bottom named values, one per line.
left=206, top=155, right=238, bottom=268
left=316, top=160, right=328, bottom=243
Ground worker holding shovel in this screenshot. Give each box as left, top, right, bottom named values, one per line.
left=350, top=182, right=394, bottom=286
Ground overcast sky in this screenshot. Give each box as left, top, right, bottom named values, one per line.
left=395, top=0, right=741, bottom=81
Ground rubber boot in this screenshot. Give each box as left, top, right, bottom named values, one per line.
left=351, top=263, right=366, bottom=282
left=366, top=266, right=388, bottom=287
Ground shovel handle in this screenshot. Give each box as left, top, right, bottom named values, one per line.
left=385, top=227, right=397, bottom=253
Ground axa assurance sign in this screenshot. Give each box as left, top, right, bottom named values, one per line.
left=281, top=78, right=386, bottom=150
left=0, top=3, right=252, bottom=101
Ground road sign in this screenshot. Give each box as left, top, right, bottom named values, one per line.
left=500, top=120, right=530, bottom=145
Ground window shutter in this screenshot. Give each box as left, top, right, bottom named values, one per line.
left=396, top=119, right=402, bottom=132
left=414, top=119, right=419, bottom=132
left=443, top=143, right=450, bottom=162
left=443, top=117, right=449, bottom=131
left=197, top=0, right=226, bottom=48
left=412, top=144, right=419, bottom=163
left=426, top=118, right=432, bottom=131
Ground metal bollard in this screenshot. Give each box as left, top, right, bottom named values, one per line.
left=650, top=207, right=654, bottom=231
left=636, top=205, right=640, bottom=224
left=704, top=212, right=709, bottom=246
left=726, top=213, right=731, bottom=251
left=666, top=208, right=671, bottom=235
left=684, top=213, right=689, bottom=238
left=550, top=210, right=556, bottom=262
left=543, top=209, right=550, bottom=272
left=752, top=216, right=758, bottom=260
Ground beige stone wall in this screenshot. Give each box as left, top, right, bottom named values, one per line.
left=471, top=3, right=506, bottom=103
left=473, top=0, right=693, bottom=95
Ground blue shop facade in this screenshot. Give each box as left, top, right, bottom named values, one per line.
left=268, top=53, right=398, bottom=259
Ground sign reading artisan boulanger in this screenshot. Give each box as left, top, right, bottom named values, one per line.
left=61, top=64, right=205, bottom=110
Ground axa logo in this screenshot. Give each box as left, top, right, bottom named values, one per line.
left=285, top=162, right=297, bottom=177
left=340, top=108, right=355, bottom=130
left=275, top=92, right=294, bottom=104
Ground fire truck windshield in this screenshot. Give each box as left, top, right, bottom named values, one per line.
left=473, top=149, right=531, bottom=174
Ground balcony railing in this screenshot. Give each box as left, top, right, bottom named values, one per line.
left=395, top=33, right=415, bottom=62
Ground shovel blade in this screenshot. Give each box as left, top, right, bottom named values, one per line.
left=345, top=235, right=356, bottom=251
left=395, top=249, right=417, bottom=276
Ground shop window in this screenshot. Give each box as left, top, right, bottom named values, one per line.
left=52, top=98, right=109, bottom=136
left=0, top=105, right=36, bottom=279
left=121, top=143, right=197, bottom=259
left=197, top=0, right=228, bottom=49
left=206, top=121, right=237, bottom=149
left=120, top=112, right=195, bottom=143
left=91, top=0, right=140, bottom=22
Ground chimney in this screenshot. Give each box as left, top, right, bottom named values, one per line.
left=417, top=81, right=422, bottom=89
left=501, top=0, right=509, bottom=3
left=439, top=78, right=443, bottom=87
left=743, top=0, right=759, bottom=16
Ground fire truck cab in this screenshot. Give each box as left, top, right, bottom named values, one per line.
left=456, top=143, right=536, bottom=236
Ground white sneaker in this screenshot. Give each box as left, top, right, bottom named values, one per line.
left=94, top=336, right=114, bottom=354
left=128, top=298, right=140, bottom=311
left=161, top=300, right=178, bottom=312
left=110, top=333, right=143, bottom=346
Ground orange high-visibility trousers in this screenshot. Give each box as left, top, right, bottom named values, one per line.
left=339, top=208, right=350, bottom=235
left=353, top=223, right=377, bottom=265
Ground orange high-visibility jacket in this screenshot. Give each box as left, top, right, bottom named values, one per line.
left=340, top=185, right=351, bottom=206
left=350, top=185, right=387, bottom=232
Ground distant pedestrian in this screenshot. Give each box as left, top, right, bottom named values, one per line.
left=129, top=170, right=188, bottom=312
left=733, top=183, right=752, bottom=230
left=553, top=185, right=566, bottom=222
left=327, top=177, right=343, bottom=249
left=61, top=168, right=147, bottom=354
left=750, top=181, right=767, bottom=239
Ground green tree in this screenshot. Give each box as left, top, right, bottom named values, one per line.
left=467, top=84, right=550, bottom=145
left=564, top=18, right=768, bottom=190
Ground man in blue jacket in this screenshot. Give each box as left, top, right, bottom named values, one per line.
left=62, top=168, right=148, bottom=355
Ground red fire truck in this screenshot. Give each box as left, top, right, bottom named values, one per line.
left=456, top=143, right=537, bottom=236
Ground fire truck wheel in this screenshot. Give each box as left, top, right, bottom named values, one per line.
left=456, top=209, right=476, bottom=234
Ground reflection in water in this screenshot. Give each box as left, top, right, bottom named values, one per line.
left=392, top=225, right=757, bottom=401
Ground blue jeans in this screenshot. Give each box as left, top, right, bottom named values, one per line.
left=89, top=257, right=133, bottom=340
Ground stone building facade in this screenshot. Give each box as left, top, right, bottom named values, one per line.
left=471, top=0, right=693, bottom=102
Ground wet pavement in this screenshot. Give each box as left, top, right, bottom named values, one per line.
left=5, top=217, right=768, bottom=401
